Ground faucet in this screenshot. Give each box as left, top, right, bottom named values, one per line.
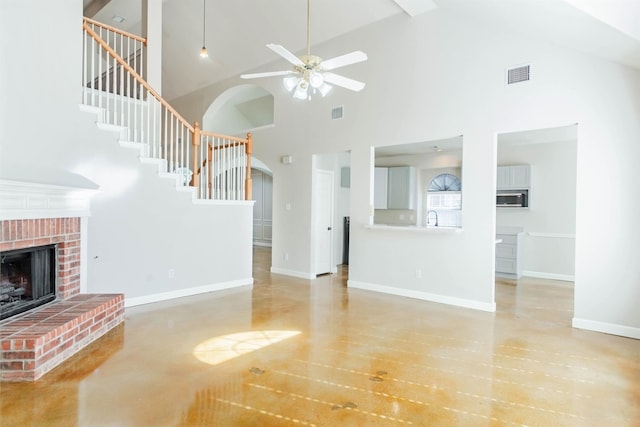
left=427, top=210, right=438, bottom=227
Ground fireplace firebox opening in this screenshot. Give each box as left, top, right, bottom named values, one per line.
left=0, top=245, right=57, bottom=320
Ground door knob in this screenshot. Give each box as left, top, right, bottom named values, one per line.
left=327, top=227, right=332, bottom=230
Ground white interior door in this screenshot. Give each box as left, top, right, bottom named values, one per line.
left=314, top=170, right=334, bottom=275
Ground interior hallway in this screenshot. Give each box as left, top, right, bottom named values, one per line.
left=1, top=246, right=639, bottom=426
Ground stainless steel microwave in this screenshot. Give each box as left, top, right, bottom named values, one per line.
left=497, top=190, right=528, bottom=207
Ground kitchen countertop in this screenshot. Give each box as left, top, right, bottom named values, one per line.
left=365, top=224, right=463, bottom=234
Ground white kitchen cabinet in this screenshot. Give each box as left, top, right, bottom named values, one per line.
left=495, top=231, right=524, bottom=279
left=374, top=166, right=416, bottom=210
left=374, top=167, right=388, bottom=209
left=387, top=166, right=416, bottom=209
left=496, top=167, right=511, bottom=189
left=497, top=165, right=530, bottom=189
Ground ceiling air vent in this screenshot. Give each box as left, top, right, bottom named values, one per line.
left=507, top=64, right=530, bottom=85
left=331, top=106, right=344, bottom=120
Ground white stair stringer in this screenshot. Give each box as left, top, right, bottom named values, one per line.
left=79, top=103, right=199, bottom=204
left=118, top=140, right=146, bottom=155
left=139, top=157, right=167, bottom=174
left=81, top=103, right=134, bottom=143
left=158, top=171, right=197, bottom=198
left=78, top=103, right=104, bottom=119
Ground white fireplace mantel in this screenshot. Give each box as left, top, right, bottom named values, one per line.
left=0, top=179, right=99, bottom=220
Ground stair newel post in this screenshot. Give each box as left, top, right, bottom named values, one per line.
left=191, top=122, right=201, bottom=189
left=245, top=133, right=253, bottom=200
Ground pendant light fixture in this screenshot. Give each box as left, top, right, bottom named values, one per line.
left=199, top=0, right=208, bottom=58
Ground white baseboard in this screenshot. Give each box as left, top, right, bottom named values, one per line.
left=522, top=270, right=575, bottom=282
left=124, top=278, right=253, bottom=308
left=572, top=318, right=640, bottom=340
left=270, top=267, right=315, bottom=280
left=347, top=280, right=496, bottom=313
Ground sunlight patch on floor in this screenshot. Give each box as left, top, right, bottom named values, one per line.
left=193, top=330, right=301, bottom=365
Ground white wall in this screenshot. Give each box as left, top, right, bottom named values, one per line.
left=0, top=0, right=253, bottom=306
left=171, top=9, right=640, bottom=337
left=497, top=139, right=577, bottom=280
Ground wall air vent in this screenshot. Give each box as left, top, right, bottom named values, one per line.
left=331, top=106, right=344, bottom=120
left=507, top=64, right=530, bottom=85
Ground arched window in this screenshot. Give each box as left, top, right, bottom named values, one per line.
left=426, top=173, right=462, bottom=228
left=428, top=173, right=461, bottom=192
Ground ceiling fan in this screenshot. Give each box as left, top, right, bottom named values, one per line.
left=240, top=0, right=367, bottom=100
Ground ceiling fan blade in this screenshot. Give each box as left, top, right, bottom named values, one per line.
left=321, top=51, right=368, bottom=71
left=266, top=44, right=304, bottom=66
left=323, top=72, right=366, bottom=92
left=241, top=70, right=296, bottom=79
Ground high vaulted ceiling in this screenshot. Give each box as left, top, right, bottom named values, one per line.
left=85, top=0, right=640, bottom=101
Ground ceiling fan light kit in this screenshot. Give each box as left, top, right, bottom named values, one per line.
left=294, top=83, right=309, bottom=100
left=283, top=76, right=298, bottom=91
left=240, top=0, right=367, bottom=100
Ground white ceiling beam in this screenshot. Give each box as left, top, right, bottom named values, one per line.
left=83, top=0, right=111, bottom=18
left=561, top=0, right=640, bottom=41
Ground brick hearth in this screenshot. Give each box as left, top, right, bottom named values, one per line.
left=0, top=217, right=124, bottom=381
left=0, top=294, right=124, bottom=381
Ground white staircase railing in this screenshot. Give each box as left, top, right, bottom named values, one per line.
left=81, top=17, right=252, bottom=201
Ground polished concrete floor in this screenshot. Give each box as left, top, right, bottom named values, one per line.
left=2, top=246, right=639, bottom=426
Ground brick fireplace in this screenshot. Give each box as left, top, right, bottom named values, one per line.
left=0, top=179, right=124, bottom=381
left=1, top=218, right=82, bottom=304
